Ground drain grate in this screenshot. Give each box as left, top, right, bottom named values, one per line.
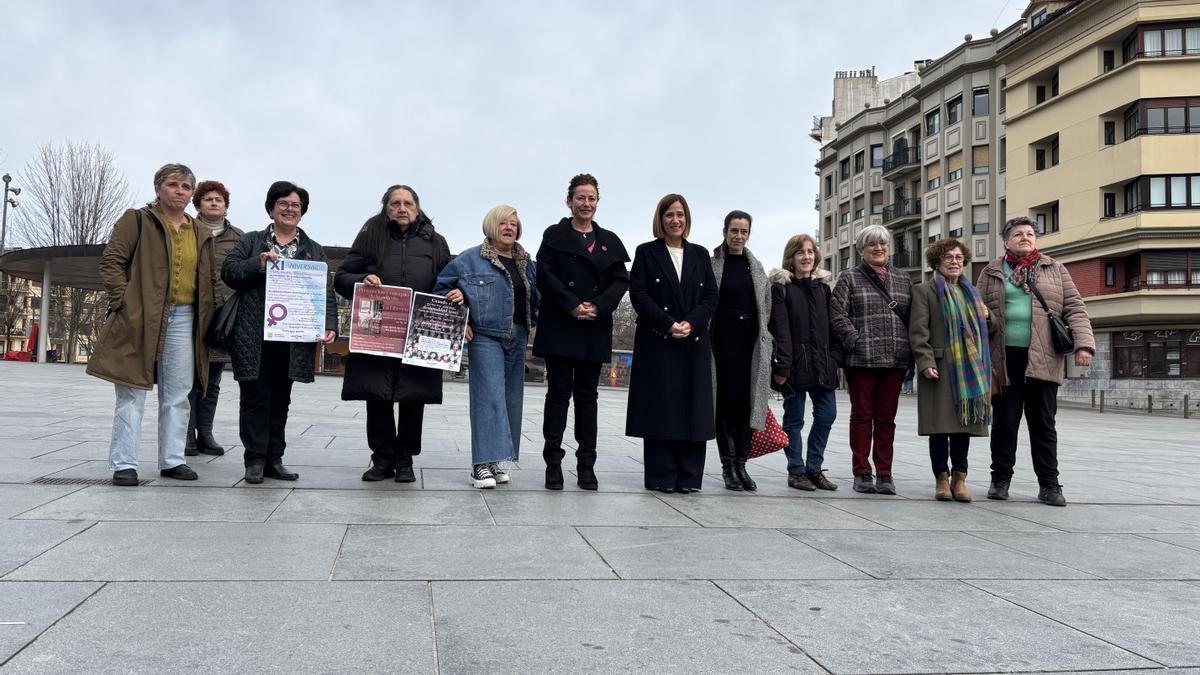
left=30, top=476, right=154, bottom=487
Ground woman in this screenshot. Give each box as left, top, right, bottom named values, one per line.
left=710, top=210, right=771, bottom=492
left=830, top=224, right=913, bottom=495
left=909, top=239, right=991, bottom=502
left=977, top=217, right=1095, bottom=507
left=89, top=163, right=216, bottom=486
left=626, top=194, right=719, bottom=494
left=221, top=181, right=338, bottom=484
left=335, top=185, right=452, bottom=483
left=185, top=180, right=244, bottom=458
left=769, top=234, right=839, bottom=492
left=533, top=173, right=630, bottom=491
left=435, top=205, right=539, bottom=489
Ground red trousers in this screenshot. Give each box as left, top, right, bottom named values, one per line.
left=845, top=367, right=906, bottom=477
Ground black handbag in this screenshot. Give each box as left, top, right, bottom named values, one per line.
left=1028, top=280, right=1075, bottom=355
left=206, top=294, right=240, bottom=351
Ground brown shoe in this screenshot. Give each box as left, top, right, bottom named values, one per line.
left=935, top=472, right=952, bottom=501
left=788, top=474, right=816, bottom=491
left=808, top=471, right=838, bottom=491
left=951, top=471, right=972, bottom=502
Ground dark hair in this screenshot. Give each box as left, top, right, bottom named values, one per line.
left=192, top=180, right=230, bottom=210
left=652, top=193, right=692, bottom=240
left=357, top=185, right=435, bottom=265
left=378, top=185, right=433, bottom=226
left=265, top=181, right=309, bottom=215
left=567, top=173, right=599, bottom=201
left=1001, top=216, right=1035, bottom=240
left=924, top=238, right=971, bottom=270
left=723, top=210, right=752, bottom=232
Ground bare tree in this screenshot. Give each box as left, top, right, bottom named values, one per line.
left=611, top=296, right=636, bottom=352
left=13, top=141, right=132, bottom=362
left=0, top=276, right=29, bottom=354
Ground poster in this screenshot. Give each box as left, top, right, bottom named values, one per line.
left=348, top=284, right=469, bottom=372
left=263, top=259, right=327, bottom=342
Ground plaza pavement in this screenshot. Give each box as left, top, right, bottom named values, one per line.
left=0, top=360, right=1198, bottom=674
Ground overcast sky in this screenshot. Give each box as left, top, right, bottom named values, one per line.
left=2, top=1, right=1024, bottom=266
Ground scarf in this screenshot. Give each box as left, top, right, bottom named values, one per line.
left=868, top=262, right=888, bottom=283
left=935, top=275, right=992, bottom=427
left=197, top=215, right=225, bottom=237
left=1004, top=249, right=1040, bottom=292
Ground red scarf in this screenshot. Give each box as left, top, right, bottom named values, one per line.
left=1004, top=249, right=1039, bottom=290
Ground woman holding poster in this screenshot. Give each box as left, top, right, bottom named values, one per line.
left=335, top=185, right=452, bottom=483
left=222, top=181, right=338, bottom=485
left=435, top=205, right=539, bottom=489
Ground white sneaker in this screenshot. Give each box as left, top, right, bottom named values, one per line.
left=471, top=463, right=497, bottom=489
left=490, top=462, right=510, bottom=484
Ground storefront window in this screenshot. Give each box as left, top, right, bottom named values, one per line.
left=1114, top=330, right=1200, bottom=378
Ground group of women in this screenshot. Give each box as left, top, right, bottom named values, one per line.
left=88, top=163, right=1095, bottom=507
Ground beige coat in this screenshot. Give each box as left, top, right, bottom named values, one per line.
left=87, top=206, right=216, bottom=391
left=975, top=254, right=1095, bottom=387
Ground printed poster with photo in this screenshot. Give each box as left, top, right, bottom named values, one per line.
left=348, top=283, right=468, bottom=372
left=347, top=283, right=413, bottom=358
left=401, top=293, right=469, bottom=372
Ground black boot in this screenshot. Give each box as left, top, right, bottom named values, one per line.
left=545, top=464, right=564, bottom=490
left=716, top=421, right=742, bottom=491
left=577, top=462, right=598, bottom=491
left=734, top=461, right=757, bottom=491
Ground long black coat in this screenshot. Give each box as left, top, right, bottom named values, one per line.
left=768, top=269, right=839, bottom=392
left=625, top=239, right=719, bottom=441
left=334, top=215, right=452, bottom=402
left=532, top=218, right=630, bottom=362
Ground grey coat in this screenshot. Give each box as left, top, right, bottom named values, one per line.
left=830, top=262, right=914, bottom=370
left=908, top=280, right=989, bottom=437
left=710, top=245, right=772, bottom=431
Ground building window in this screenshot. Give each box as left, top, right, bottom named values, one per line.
left=947, top=97, right=963, bottom=125
left=1036, top=86, right=1047, bottom=105
left=1103, top=49, right=1115, bottom=72
left=1115, top=328, right=1200, bottom=379
left=840, top=158, right=850, bottom=181
left=1105, top=263, right=1116, bottom=287
left=1103, top=192, right=1117, bottom=218
left=999, top=137, right=1006, bottom=172
left=825, top=174, right=833, bottom=198
left=1130, top=23, right=1200, bottom=59
left=1051, top=137, right=1060, bottom=166
left=926, top=164, right=941, bottom=191
left=999, top=78, right=1007, bottom=112
left=925, top=109, right=940, bottom=135
left=1105, top=121, right=1116, bottom=145
left=1032, top=9, right=1048, bottom=28
left=972, top=88, right=990, bottom=116
left=840, top=204, right=850, bottom=225
left=870, top=144, right=884, bottom=169
left=1036, top=149, right=1046, bottom=171
left=1035, top=213, right=1047, bottom=234
left=870, top=191, right=884, bottom=215
left=823, top=216, right=833, bottom=239
left=1051, top=72, right=1059, bottom=97
left=854, top=151, right=865, bottom=174
left=972, top=145, right=990, bottom=174
left=1050, top=202, right=1060, bottom=233
left=854, top=196, right=865, bottom=220
left=1124, top=180, right=1141, bottom=213
left=1150, top=176, right=1167, bottom=207
left=946, top=151, right=963, bottom=182
left=972, top=205, right=990, bottom=234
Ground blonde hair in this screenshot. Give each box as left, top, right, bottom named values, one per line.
left=782, top=234, right=823, bottom=274
left=651, top=193, right=692, bottom=240
left=482, top=204, right=521, bottom=241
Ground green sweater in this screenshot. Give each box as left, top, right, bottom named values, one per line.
left=1003, top=262, right=1032, bottom=349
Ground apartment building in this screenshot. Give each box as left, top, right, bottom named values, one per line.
left=999, top=0, right=1200, bottom=404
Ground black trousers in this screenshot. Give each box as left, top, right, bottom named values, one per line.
left=929, top=433, right=970, bottom=475
left=238, top=342, right=294, bottom=467
left=714, top=417, right=752, bottom=464
left=366, top=401, right=424, bottom=469
left=712, top=312, right=756, bottom=465
left=188, top=362, right=226, bottom=437
left=542, top=356, right=602, bottom=468
left=990, top=346, right=1060, bottom=486
left=643, top=439, right=706, bottom=491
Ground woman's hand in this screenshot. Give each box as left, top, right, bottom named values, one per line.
left=445, top=289, right=464, bottom=305
left=320, top=330, right=336, bottom=344
left=1074, top=351, right=1093, bottom=367
left=571, top=303, right=598, bottom=320
left=259, top=250, right=280, bottom=271
left=773, top=374, right=787, bottom=385
left=464, top=325, right=473, bottom=342
left=669, top=321, right=693, bottom=339
left=922, top=367, right=939, bottom=380
left=363, top=274, right=381, bottom=286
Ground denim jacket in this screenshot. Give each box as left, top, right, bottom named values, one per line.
left=434, top=239, right=539, bottom=339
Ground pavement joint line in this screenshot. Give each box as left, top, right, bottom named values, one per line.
left=571, top=526, right=623, bottom=580
left=6, top=484, right=90, bottom=521
left=261, top=487, right=295, bottom=522
left=813, top=496, right=900, bottom=531
left=958, top=579, right=1170, bottom=669
left=327, top=524, right=351, bottom=582
left=27, top=440, right=87, bottom=460
left=0, top=580, right=107, bottom=669
left=709, top=579, right=832, bottom=674
left=478, top=490, right=498, bottom=526
left=0, top=520, right=101, bottom=581
left=1130, top=532, right=1200, bottom=554
left=776, top=529, right=884, bottom=580
left=426, top=581, right=441, bottom=675
left=960, top=531, right=1104, bottom=579
left=646, top=490, right=707, bottom=527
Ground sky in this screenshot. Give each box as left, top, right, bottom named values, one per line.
left=1, top=0, right=1025, bottom=267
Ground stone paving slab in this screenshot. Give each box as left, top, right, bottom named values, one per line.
left=0, top=459, right=86, bottom=485
left=782, top=530, right=1098, bottom=580
left=719, top=579, right=1156, bottom=673
left=39, top=459, right=249, bottom=488
left=972, top=531, right=1200, bottom=579
left=0, top=520, right=94, bottom=576
left=267, top=489, right=494, bottom=525
left=969, top=580, right=1200, bottom=667
left=1142, top=533, right=1200, bottom=553
left=577, top=526, right=869, bottom=580
left=0, top=581, right=102, bottom=666
left=976, top=502, right=1200, bottom=533
left=5, top=522, right=346, bottom=581
left=818, top=499, right=1060, bottom=531
left=0, top=581, right=436, bottom=674
left=663, top=495, right=890, bottom=529
left=333, top=525, right=616, bottom=580
left=14, top=485, right=288, bottom=522
left=480, top=492, right=699, bottom=527
left=0, top=484, right=82, bottom=519
left=431, top=580, right=826, bottom=673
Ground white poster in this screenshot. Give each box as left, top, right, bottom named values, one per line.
left=263, top=259, right=327, bottom=342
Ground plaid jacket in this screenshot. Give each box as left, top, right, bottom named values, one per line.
left=830, top=263, right=914, bottom=370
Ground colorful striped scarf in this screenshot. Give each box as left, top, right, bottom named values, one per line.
left=935, top=275, right=992, bottom=426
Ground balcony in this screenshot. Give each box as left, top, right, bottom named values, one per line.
left=882, top=146, right=921, bottom=180
left=882, top=198, right=922, bottom=226
left=891, top=249, right=920, bottom=269
left=1125, top=276, right=1200, bottom=291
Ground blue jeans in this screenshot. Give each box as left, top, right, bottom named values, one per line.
left=781, top=387, right=837, bottom=476
left=468, top=325, right=527, bottom=465
left=108, top=305, right=194, bottom=472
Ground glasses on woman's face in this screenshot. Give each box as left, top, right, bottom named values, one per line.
left=276, top=200, right=303, bottom=212
left=941, top=254, right=966, bottom=263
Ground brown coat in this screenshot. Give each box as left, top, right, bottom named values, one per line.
left=908, top=280, right=989, bottom=437
left=87, top=206, right=216, bottom=391
left=975, top=254, right=1095, bottom=387
left=204, top=219, right=245, bottom=364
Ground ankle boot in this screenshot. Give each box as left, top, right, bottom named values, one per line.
left=734, top=461, right=756, bottom=491
left=935, top=472, right=952, bottom=501
left=951, top=471, right=972, bottom=502
left=722, top=461, right=743, bottom=491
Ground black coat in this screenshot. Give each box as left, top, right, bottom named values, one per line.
left=334, top=215, right=452, bottom=402
left=532, top=218, right=630, bottom=362
left=768, top=270, right=839, bottom=392
left=221, top=226, right=339, bottom=383
left=625, top=239, right=719, bottom=441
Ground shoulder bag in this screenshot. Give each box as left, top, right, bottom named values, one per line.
left=1027, top=277, right=1075, bottom=355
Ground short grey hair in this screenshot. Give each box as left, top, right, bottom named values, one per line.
left=1001, top=216, right=1036, bottom=240
left=855, top=224, right=893, bottom=252
left=153, top=163, right=196, bottom=191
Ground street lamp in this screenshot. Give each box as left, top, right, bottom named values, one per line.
left=1, top=173, right=19, bottom=256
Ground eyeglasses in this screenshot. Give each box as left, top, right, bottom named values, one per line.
left=275, top=201, right=303, bottom=212
left=941, top=254, right=966, bottom=263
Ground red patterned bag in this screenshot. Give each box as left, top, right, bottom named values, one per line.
left=748, top=408, right=788, bottom=458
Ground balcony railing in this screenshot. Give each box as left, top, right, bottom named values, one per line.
left=882, top=198, right=922, bottom=225
left=882, top=146, right=921, bottom=176
left=891, top=250, right=920, bottom=269
left=1125, top=276, right=1200, bottom=291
